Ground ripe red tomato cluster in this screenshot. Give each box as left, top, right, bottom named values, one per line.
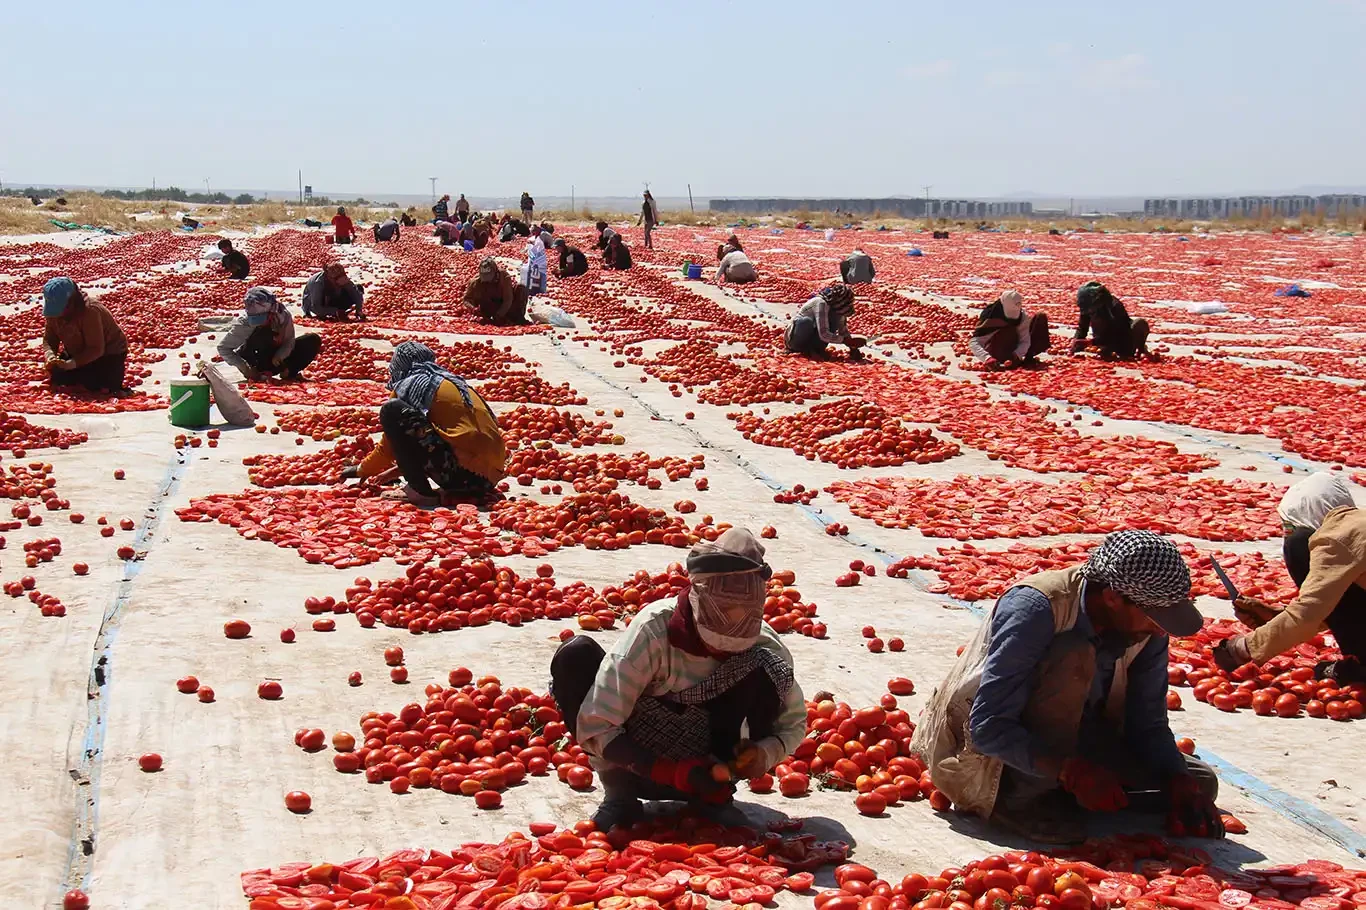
left=244, top=436, right=376, bottom=487
left=475, top=374, right=588, bottom=406
left=486, top=490, right=698, bottom=551
left=302, top=671, right=592, bottom=802
left=895, top=540, right=1297, bottom=605
left=242, top=380, right=389, bottom=407
left=730, top=399, right=958, bottom=469
left=242, top=816, right=849, bottom=909
left=763, top=569, right=828, bottom=637
left=814, top=833, right=1366, bottom=910
left=0, top=409, right=88, bottom=454
left=507, top=448, right=701, bottom=490
left=829, top=473, right=1281, bottom=542
left=1170, top=619, right=1362, bottom=722
left=274, top=407, right=379, bottom=439
left=758, top=695, right=947, bottom=815
left=498, top=405, right=617, bottom=449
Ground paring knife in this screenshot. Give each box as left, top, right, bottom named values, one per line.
left=1210, top=556, right=1240, bottom=601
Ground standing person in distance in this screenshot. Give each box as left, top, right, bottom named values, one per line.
left=433, top=194, right=451, bottom=223
left=638, top=190, right=660, bottom=250
left=331, top=206, right=355, bottom=244
left=520, top=191, right=535, bottom=225
left=455, top=193, right=471, bottom=222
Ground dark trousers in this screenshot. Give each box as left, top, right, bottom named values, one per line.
left=1285, top=529, right=1366, bottom=662
left=1097, top=318, right=1150, bottom=359
left=995, top=631, right=1217, bottom=817
left=785, top=316, right=827, bottom=356
left=51, top=351, right=128, bottom=393
left=240, top=327, right=322, bottom=377
left=377, top=399, right=491, bottom=498
left=549, top=635, right=781, bottom=801
left=981, top=313, right=1052, bottom=362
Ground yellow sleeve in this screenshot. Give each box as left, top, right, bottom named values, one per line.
left=358, top=435, right=396, bottom=478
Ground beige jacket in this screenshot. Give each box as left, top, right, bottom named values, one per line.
left=1247, top=506, right=1365, bottom=663
left=909, top=567, right=1147, bottom=818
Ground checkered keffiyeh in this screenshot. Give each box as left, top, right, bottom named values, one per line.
left=1082, top=530, right=1191, bottom=609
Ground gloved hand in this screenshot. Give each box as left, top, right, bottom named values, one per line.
left=649, top=757, right=731, bottom=798
left=731, top=740, right=763, bottom=779
left=340, top=465, right=361, bottom=480
left=1212, top=637, right=1251, bottom=673
left=1166, top=774, right=1226, bottom=839
left=1059, top=757, right=1129, bottom=812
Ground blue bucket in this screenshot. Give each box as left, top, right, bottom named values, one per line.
left=462, top=239, right=474, bottom=251
left=686, top=264, right=703, bottom=279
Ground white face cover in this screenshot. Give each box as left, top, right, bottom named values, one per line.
left=689, top=571, right=766, bottom=654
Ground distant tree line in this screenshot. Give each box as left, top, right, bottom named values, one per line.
left=1, top=186, right=397, bottom=207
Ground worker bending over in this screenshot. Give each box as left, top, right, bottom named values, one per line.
left=784, top=285, right=865, bottom=359
left=1215, top=473, right=1365, bottom=683
left=217, top=288, right=321, bottom=381
left=550, top=528, right=806, bottom=831
left=840, top=249, right=874, bottom=284
left=913, top=530, right=1224, bottom=844
left=302, top=264, right=365, bottom=321
left=1072, top=281, right=1149, bottom=360
left=40, top=277, right=130, bottom=394
left=218, top=239, right=250, bottom=280
left=970, top=290, right=1051, bottom=369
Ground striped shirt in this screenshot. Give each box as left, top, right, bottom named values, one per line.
left=576, top=601, right=807, bottom=773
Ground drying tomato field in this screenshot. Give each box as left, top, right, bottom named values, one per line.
left=2, top=221, right=1364, bottom=909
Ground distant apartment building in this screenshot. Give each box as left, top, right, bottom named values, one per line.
left=707, top=198, right=1034, bottom=217
left=1143, top=194, right=1365, bottom=219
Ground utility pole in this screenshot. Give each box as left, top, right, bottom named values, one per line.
left=298, top=170, right=303, bottom=203
left=205, top=178, right=211, bottom=196
left=429, top=177, right=437, bottom=202
left=571, top=184, right=574, bottom=212
left=688, top=183, right=695, bottom=214
left=923, top=185, right=933, bottom=228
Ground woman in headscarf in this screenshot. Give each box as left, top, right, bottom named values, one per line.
left=549, top=528, right=807, bottom=831
left=462, top=258, right=529, bottom=326
left=216, top=288, right=321, bottom=381
left=603, top=232, right=632, bottom=270
left=638, top=190, right=660, bottom=249
left=1214, top=473, right=1364, bottom=682
left=784, top=284, right=866, bottom=359
left=716, top=233, right=743, bottom=261
left=1071, top=281, right=1148, bottom=360
left=343, top=342, right=507, bottom=507
left=969, top=290, right=1051, bottom=368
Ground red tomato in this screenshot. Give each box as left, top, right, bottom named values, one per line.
left=779, top=772, right=810, bottom=797
left=63, top=891, right=90, bottom=910
left=138, top=753, right=163, bottom=772
left=223, top=619, right=251, bottom=639
left=856, top=792, right=887, bottom=815
left=284, top=790, right=311, bottom=813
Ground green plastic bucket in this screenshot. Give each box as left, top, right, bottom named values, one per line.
left=168, top=378, right=210, bottom=428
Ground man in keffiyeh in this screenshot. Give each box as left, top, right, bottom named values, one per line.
left=1213, top=473, right=1365, bottom=682
left=548, top=528, right=807, bottom=832
left=969, top=289, right=1051, bottom=368
left=343, top=342, right=506, bottom=507
left=911, top=530, right=1225, bottom=844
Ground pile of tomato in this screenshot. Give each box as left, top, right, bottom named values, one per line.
left=507, top=448, right=702, bottom=491
left=753, top=694, right=946, bottom=815
left=892, top=540, right=1298, bottom=605
left=301, top=670, right=595, bottom=803
left=730, top=399, right=959, bottom=469
left=486, top=491, right=694, bottom=551
left=241, top=380, right=389, bottom=407
left=476, top=375, right=588, bottom=406
left=0, top=409, right=88, bottom=454
left=827, top=473, right=1280, bottom=542
left=244, top=436, right=376, bottom=487
left=1169, top=618, right=1363, bottom=722
left=499, top=405, right=618, bottom=449
left=242, top=816, right=851, bottom=910
left=274, top=407, right=381, bottom=439
left=815, top=833, right=1366, bottom=910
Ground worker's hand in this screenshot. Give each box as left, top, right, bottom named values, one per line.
left=1070, top=338, right=1088, bottom=354
left=651, top=757, right=733, bottom=798
left=731, top=740, right=764, bottom=779
left=1059, top=757, right=1129, bottom=812
left=46, top=356, right=67, bottom=371
left=340, top=465, right=361, bottom=481
left=848, top=335, right=868, bottom=348
left=1166, top=774, right=1225, bottom=839
left=1212, top=636, right=1251, bottom=673
left=1233, top=595, right=1278, bottom=630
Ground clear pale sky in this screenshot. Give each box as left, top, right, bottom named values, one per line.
left=2, top=1, right=1363, bottom=200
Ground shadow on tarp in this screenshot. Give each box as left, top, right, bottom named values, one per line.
left=938, top=805, right=1269, bottom=867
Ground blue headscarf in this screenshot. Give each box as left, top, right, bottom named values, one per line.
left=43, top=277, right=78, bottom=317
left=388, top=341, right=491, bottom=418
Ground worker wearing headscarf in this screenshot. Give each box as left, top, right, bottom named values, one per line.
left=462, top=259, right=529, bottom=325
left=785, top=284, right=866, bottom=359
left=343, top=341, right=506, bottom=506
left=716, top=234, right=744, bottom=261
left=1072, top=281, right=1149, bottom=360
left=970, top=290, right=1051, bottom=368
left=912, top=530, right=1223, bottom=844
left=302, top=264, right=365, bottom=320
left=596, top=221, right=618, bottom=250
left=603, top=232, right=632, bottom=270
left=1214, top=473, right=1364, bottom=681
left=555, top=238, right=589, bottom=278
left=639, top=191, right=660, bottom=249
left=550, top=528, right=806, bottom=831
left=523, top=226, right=549, bottom=294
left=40, top=276, right=131, bottom=394
left=839, top=249, right=875, bottom=285
left=216, top=288, right=321, bottom=381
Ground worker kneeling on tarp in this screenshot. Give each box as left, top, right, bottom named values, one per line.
left=550, top=528, right=806, bottom=832
left=912, top=530, right=1224, bottom=844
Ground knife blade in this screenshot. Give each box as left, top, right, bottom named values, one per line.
left=1210, top=556, right=1240, bottom=601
